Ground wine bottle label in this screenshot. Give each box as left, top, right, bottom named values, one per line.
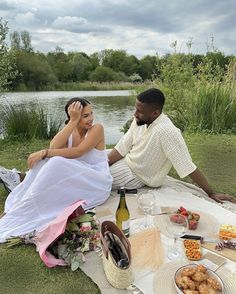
left=122, top=220, right=130, bottom=231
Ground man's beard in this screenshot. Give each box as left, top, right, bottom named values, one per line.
left=136, top=119, right=146, bottom=126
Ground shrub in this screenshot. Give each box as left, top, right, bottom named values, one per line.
left=89, top=66, right=127, bottom=82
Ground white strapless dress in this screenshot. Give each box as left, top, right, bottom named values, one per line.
left=0, top=148, right=112, bottom=243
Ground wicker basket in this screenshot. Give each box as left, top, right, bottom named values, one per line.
left=100, top=221, right=133, bottom=289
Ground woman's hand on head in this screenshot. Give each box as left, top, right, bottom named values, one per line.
left=27, top=150, right=45, bottom=169
left=68, top=101, right=83, bottom=124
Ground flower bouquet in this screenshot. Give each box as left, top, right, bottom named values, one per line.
left=6, top=200, right=101, bottom=271
left=47, top=212, right=100, bottom=271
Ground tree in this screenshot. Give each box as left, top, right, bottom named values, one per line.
left=89, top=52, right=100, bottom=70
left=102, top=49, right=128, bottom=72
left=120, top=55, right=139, bottom=76
left=10, top=30, right=33, bottom=52
left=138, top=55, right=159, bottom=80
left=47, top=49, right=73, bottom=82
left=89, top=66, right=127, bottom=82
left=0, top=17, right=18, bottom=91
left=21, top=31, right=33, bottom=52
left=69, top=52, right=92, bottom=81
left=10, top=31, right=21, bottom=49
left=12, top=51, right=57, bottom=90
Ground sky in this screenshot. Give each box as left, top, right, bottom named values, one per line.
left=1, top=0, right=235, bottom=58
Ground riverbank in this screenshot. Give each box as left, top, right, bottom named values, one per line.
left=2, top=81, right=147, bottom=92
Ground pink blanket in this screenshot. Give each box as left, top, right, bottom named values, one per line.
left=34, top=200, right=85, bottom=268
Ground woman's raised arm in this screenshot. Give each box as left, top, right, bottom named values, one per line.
left=50, top=101, right=82, bottom=149
left=27, top=124, right=104, bottom=169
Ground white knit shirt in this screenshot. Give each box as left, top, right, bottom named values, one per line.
left=115, top=113, right=197, bottom=187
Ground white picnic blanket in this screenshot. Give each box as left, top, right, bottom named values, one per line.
left=81, top=176, right=236, bottom=294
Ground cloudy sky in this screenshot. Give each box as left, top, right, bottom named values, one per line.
left=1, top=0, right=235, bottom=57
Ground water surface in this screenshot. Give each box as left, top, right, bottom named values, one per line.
left=0, top=90, right=136, bottom=144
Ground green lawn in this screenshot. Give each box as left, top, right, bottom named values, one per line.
left=0, top=134, right=236, bottom=293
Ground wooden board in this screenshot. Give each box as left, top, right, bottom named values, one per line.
left=202, top=243, right=236, bottom=262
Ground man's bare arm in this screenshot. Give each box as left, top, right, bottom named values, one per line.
left=108, top=148, right=123, bottom=166
left=188, top=168, right=236, bottom=204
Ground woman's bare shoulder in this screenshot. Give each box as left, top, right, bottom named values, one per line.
left=89, top=123, right=104, bottom=134
left=91, top=123, right=104, bottom=130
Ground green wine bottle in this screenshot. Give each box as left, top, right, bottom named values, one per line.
left=115, top=187, right=130, bottom=237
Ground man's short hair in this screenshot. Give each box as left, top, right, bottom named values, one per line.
left=137, top=88, right=165, bottom=110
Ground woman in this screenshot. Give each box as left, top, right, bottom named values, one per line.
left=0, top=98, right=112, bottom=243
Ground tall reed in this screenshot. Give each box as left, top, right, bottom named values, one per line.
left=190, top=83, right=236, bottom=133
left=0, top=102, right=62, bottom=140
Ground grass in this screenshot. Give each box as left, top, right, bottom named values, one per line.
left=17, top=81, right=145, bottom=91
left=0, top=133, right=236, bottom=293
left=170, top=133, right=236, bottom=196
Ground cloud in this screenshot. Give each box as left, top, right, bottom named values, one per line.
left=14, top=11, right=39, bottom=27
left=52, top=15, right=110, bottom=34
left=1, top=0, right=236, bottom=56
left=0, top=1, right=14, bottom=10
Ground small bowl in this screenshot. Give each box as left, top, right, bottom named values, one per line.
left=174, top=264, right=224, bottom=294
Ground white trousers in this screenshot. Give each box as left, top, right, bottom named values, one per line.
left=110, top=158, right=144, bottom=189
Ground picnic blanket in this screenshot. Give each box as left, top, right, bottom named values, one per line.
left=31, top=176, right=236, bottom=293
left=82, top=176, right=236, bottom=294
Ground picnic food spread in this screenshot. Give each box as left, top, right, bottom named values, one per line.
left=183, top=239, right=202, bottom=261
left=175, top=264, right=223, bottom=293
left=174, top=206, right=201, bottom=230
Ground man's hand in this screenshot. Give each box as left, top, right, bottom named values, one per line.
left=208, top=193, right=236, bottom=204
left=27, top=150, right=45, bottom=169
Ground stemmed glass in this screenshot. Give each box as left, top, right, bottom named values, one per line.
left=166, top=213, right=188, bottom=260
left=137, top=192, right=155, bottom=229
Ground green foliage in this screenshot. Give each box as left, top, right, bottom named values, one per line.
left=13, top=51, right=57, bottom=90
left=42, top=81, right=138, bottom=91
left=121, top=55, right=139, bottom=76
left=150, top=52, right=236, bottom=134
left=89, top=66, right=127, bottom=82
left=69, top=52, right=92, bottom=81
left=138, top=55, right=160, bottom=80
left=0, top=102, right=62, bottom=140
left=128, top=73, right=143, bottom=83
left=159, top=53, right=196, bottom=131
left=47, top=50, right=73, bottom=82
left=191, top=83, right=236, bottom=133
left=0, top=18, right=18, bottom=91
left=20, top=31, right=33, bottom=52
left=101, top=49, right=127, bottom=72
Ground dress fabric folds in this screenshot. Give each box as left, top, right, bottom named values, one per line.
left=0, top=148, right=112, bottom=243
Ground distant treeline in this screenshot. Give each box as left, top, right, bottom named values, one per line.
left=10, top=48, right=235, bottom=91
left=5, top=30, right=236, bottom=91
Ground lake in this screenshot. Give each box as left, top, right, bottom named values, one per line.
left=0, top=90, right=136, bottom=144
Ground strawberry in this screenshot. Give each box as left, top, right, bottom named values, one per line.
left=181, top=211, right=188, bottom=216
left=189, top=219, right=198, bottom=230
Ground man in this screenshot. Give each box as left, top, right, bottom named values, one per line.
left=108, top=88, right=236, bottom=204
left=1, top=88, right=236, bottom=204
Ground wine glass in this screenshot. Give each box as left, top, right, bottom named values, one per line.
left=166, top=213, right=188, bottom=260
left=137, top=192, right=155, bottom=229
